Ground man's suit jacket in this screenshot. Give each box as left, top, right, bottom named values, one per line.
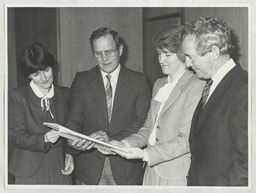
left=188, top=64, right=248, bottom=186
left=123, top=70, right=205, bottom=181
left=8, top=85, right=69, bottom=178
left=66, top=65, right=151, bottom=185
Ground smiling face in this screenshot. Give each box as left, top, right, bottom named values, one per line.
left=182, top=36, right=215, bottom=79
left=157, top=48, right=186, bottom=78
left=28, top=67, right=53, bottom=94
left=92, top=34, right=123, bottom=73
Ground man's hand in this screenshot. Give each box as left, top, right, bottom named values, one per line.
left=96, top=145, right=116, bottom=155
left=68, top=138, right=95, bottom=151
left=110, top=140, right=128, bottom=148
left=89, top=130, right=111, bottom=143
left=61, top=154, right=74, bottom=175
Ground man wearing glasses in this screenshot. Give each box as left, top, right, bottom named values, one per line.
left=65, top=27, right=151, bottom=185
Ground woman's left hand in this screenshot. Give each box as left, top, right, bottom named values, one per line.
left=112, top=147, right=144, bottom=160
left=44, top=130, right=59, bottom=143
left=61, top=154, right=74, bottom=175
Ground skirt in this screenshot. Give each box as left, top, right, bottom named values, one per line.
left=143, top=164, right=187, bottom=186
left=15, top=145, right=72, bottom=185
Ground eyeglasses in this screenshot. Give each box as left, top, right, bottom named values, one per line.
left=93, top=47, right=118, bottom=59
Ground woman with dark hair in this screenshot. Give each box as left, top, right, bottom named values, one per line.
left=109, top=25, right=205, bottom=185
left=8, top=43, right=74, bottom=184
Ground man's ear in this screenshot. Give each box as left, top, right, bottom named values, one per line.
left=118, top=45, right=124, bottom=56
left=210, top=45, right=221, bottom=61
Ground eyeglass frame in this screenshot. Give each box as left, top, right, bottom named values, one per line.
left=93, top=47, right=119, bottom=59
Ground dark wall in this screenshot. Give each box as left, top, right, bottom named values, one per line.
left=13, top=8, right=58, bottom=87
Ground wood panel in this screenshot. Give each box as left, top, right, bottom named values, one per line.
left=184, top=7, right=248, bottom=71
left=144, top=7, right=181, bottom=18
left=14, top=8, right=58, bottom=87
left=58, top=8, right=143, bottom=87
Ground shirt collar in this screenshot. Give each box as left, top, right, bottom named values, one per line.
left=30, top=80, right=54, bottom=98
left=211, top=58, right=236, bottom=83
left=100, top=64, right=121, bottom=82
left=167, top=70, right=186, bottom=84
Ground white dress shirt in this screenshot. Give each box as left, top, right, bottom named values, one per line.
left=206, top=58, right=236, bottom=103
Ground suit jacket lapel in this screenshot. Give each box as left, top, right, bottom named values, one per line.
left=189, top=65, right=239, bottom=141
left=91, top=67, right=109, bottom=124
left=158, top=70, right=192, bottom=119
left=52, top=88, right=59, bottom=122
left=151, top=79, right=165, bottom=124
left=110, top=67, right=131, bottom=125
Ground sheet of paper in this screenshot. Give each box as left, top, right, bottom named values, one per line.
left=43, top=122, right=130, bottom=153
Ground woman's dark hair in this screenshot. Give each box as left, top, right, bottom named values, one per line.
left=152, top=24, right=186, bottom=63
left=19, top=43, right=54, bottom=77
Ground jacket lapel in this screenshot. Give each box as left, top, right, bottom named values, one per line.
left=189, top=65, right=239, bottom=141
left=110, top=67, right=131, bottom=125
left=151, top=78, right=165, bottom=124
left=91, top=67, right=109, bottom=124
left=52, top=88, right=60, bottom=122
left=158, top=70, right=192, bottom=119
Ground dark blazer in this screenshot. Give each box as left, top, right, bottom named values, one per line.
left=188, top=64, right=248, bottom=186
left=66, top=65, right=151, bottom=185
left=8, top=85, right=69, bottom=178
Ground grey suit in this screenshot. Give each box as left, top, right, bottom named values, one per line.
left=124, top=70, right=205, bottom=185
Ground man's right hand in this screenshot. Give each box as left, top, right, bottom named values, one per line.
left=68, top=138, right=95, bottom=151
left=110, top=140, right=128, bottom=148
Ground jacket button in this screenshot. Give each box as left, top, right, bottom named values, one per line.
left=157, top=125, right=160, bottom=129
left=156, top=138, right=159, bottom=141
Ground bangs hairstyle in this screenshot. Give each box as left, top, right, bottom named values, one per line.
left=185, top=17, right=234, bottom=56
left=152, top=24, right=186, bottom=63
left=19, top=43, right=54, bottom=77
left=89, top=27, right=124, bottom=50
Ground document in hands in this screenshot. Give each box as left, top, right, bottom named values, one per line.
left=43, top=122, right=130, bottom=153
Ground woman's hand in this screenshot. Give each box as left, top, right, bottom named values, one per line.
left=44, top=130, right=59, bottom=143
left=112, top=147, right=144, bottom=160
left=61, top=154, right=74, bottom=175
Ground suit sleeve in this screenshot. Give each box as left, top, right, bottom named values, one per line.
left=64, top=73, right=85, bottom=155
left=111, top=74, right=151, bottom=141
left=65, top=72, right=84, bottom=133
left=8, top=90, right=50, bottom=152
left=145, top=79, right=204, bottom=166
left=215, top=84, right=248, bottom=186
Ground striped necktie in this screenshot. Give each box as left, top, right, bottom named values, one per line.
left=105, top=74, right=112, bottom=122
left=199, top=79, right=213, bottom=110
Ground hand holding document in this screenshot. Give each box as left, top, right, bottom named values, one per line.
left=43, top=122, right=130, bottom=153
left=111, top=147, right=144, bottom=160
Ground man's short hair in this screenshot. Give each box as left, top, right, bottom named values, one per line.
left=89, top=27, right=124, bottom=50
left=184, top=17, right=234, bottom=56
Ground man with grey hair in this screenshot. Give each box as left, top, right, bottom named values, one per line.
left=182, top=17, right=248, bottom=186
